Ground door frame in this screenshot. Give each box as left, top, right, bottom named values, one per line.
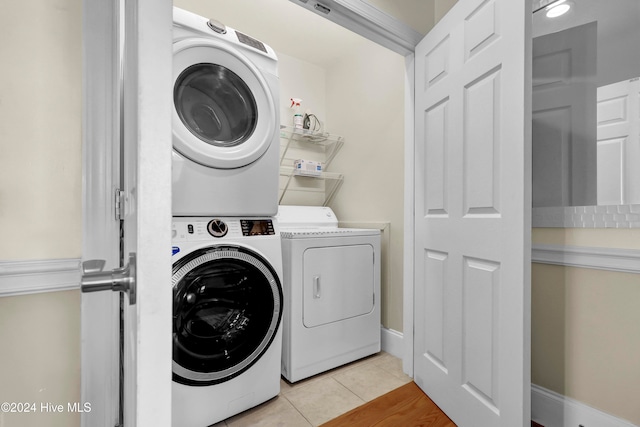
left=81, top=0, right=124, bottom=424
left=288, top=0, right=423, bottom=56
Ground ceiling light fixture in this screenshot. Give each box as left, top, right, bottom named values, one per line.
left=546, top=0, right=572, bottom=18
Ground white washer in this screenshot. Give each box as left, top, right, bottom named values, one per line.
left=171, top=216, right=283, bottom=427
left=172, top=7, right=280, bottom=216
left=277, top=206, right=381, bottom=383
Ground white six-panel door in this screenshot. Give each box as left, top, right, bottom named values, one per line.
left=413, top=0, right=531, bottom=425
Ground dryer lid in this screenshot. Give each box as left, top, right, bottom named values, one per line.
left=277, top=205, right=381, bottom=238
left=276, top=205, right=338, bottom=230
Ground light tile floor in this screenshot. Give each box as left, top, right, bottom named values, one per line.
left=212, top=352, right=412, bottom=427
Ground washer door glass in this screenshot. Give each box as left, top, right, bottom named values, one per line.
left=172, top=246, right=282, bottom=386
left=174, top=63, right=257, bottom=148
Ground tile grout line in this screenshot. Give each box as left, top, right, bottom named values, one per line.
left=282, top=376, right=367, bottom=426
left=280, top=394, right=314, bottom=427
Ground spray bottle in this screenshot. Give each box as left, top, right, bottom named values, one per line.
left=290, top=98, right=303, bottom=130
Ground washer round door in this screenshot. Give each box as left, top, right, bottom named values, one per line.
left=172, top=246, right=282, bottom=386
left=172, top=38, right=277, bottom=169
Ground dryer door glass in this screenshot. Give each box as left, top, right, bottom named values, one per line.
left=172, top=246, right=282, bottom=385
left=174, top=63, right=258, bottom=148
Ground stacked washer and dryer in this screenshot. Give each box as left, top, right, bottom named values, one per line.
left=170, top=8, right=283, bottom=427
left=169, top=7, right=383, bottom=426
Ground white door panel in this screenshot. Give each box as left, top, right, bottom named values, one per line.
left=414, top=0, right=531, bottom=426
left=121, top=1, right=173, bottom=425
left=82, top=0, right=173, bottom=425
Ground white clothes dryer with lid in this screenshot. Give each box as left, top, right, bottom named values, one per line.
left=172, top=7, right=280, bottom=216
left=277, top=205, right=381, bottom=383
left=171, top=216, right=283, bottom=426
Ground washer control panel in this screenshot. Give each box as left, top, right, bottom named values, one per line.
left=240, top=219, right=275, bottom=236
left=172, top=218, right=277, bottom=243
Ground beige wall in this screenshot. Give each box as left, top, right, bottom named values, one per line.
left=532, top=228, right=640, bottom=425
left=276, top=40, right=406, bottom=332
left=0, top=291, right=81, bottom=427
left=0, top=0, right=82, bottom=261
left=324, top=42, right=406, bottom=332
left=276, top=53, right=331, bottom=207
left=363, top=0, right=458, bottom=35
left=0, top=1, right=82, bottom=427
left=434, top=0, right=459, bottom=23
left=365, top=0, right=435, bottom=34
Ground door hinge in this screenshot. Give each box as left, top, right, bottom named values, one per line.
left=115, top=189, right=125, bottom=221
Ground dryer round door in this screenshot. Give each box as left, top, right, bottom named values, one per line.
left=172, top=245, right=282, bottom=386
left=172, top=38, right=277, bottom=169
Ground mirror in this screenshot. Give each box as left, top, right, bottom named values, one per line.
left=531, top=0, right=640, bottom=227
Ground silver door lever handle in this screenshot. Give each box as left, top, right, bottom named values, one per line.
left=81, top=253, right=136, bottom=305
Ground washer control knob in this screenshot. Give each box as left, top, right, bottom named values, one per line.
left=207, top=219, right=228, bottom=238
left=207, top=19, right=227, bottom=34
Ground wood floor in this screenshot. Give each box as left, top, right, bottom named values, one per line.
left=319, top=382, right=455, bottom=427
left=320, top=381, right=545, bottom=427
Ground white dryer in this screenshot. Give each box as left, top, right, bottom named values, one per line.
left=277, top=206, right=381, bottom=383
left=172, top=7, right=280, bottom=216
left=171, top=216, right=283, bottom=427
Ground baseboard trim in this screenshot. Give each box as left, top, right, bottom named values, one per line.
left=0, top=258, right=81, bottom=297
left=381, top=327, right=403, bottom=359
left=532, top=384, right=638, bottom=427
left=532, top=244, right=640, bottom=274
left=376, top=331, right=640, bottom=427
